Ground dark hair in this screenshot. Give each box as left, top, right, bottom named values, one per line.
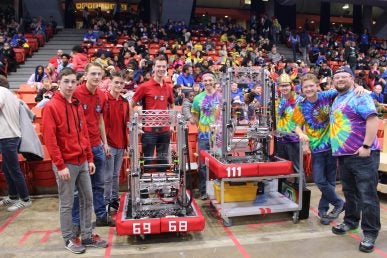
left=72, top=45, right=84, bottom=53
left=34, top=65, right=45, bottom=82
left=182, top=64, right=192, bottom=73
left=61, top=53, right=70, bottom=59
left=58, top=67, right=76, bottom=80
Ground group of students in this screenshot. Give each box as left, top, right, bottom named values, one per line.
left=0, top=47, right=382, bottom=254
left=42, top=62, right=130, bottom=254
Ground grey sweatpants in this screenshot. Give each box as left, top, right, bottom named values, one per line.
left=53, top=162, right=93, bottom=242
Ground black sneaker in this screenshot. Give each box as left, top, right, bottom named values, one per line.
left=96, top=215, right=115, bottom=227
left=82, top=234, right=108, bottom=248
left=318, top=212, right=332, bottom=225
left=327, top=203, right=345, bottom=220
left=110, top=200, right=119, bottom=210
left=107, top=200, right=119, bottom=214
left=359, top=236, right=376, bottom=253
left=332, top=222, right=359, bottom=235
left=65, top=238, right=86, bottom=254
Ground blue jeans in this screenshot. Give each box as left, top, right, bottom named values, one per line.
left=198, top=138, right=210, bottom=195
left=73, top=144, right=106, bottom=224
left=276, top=141, right=306, bottom=187
left=338, top=151, right=381, bottom=238
left=142, top=132, right=170, bottom=172
left=104, top=147, right=124, bottom=204
left=312, top=150, right=344, bottom=214
left=0, top=137, right=30, bottom=200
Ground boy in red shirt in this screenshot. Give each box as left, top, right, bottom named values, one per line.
left=103, top=71, right=130, bottom=212
left=72, top=62, right=114, bottom=229
left=130, top=55, right=174, bottom=171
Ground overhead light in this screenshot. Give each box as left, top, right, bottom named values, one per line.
left=310, top=20, right=315, bottom=24
left=373, top=20, right=376, bottom=25
left=332, top=22, right=336, bottom=25
left=225, top=15, right=228, bottom=18
left=342, top=4, right=349, bottom=9
left=262, top=0, right=269, bottom=2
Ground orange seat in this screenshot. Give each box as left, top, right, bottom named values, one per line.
left=17, top=84, right=37, bottom=96
left=21, top=94, right=37, bottom=109
left=31, top=106, right=42, bottom=125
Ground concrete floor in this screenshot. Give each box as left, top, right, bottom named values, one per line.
left=1, top=184, right=387, bottom=258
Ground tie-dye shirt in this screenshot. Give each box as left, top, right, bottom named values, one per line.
left=293, top=89, right=338, bottom=153
left=191, top=91, right=222, bottom=142
left=330, top=89, right=380, bottom=156
left=275, top=92, right=303, bottom=143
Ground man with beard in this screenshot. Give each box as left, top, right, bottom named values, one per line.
left=330, top=67, right=380, bottom=253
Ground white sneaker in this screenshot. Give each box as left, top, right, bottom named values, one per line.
left=7, top=200, right=32, bottom=212
left=0, top=197, right=19, bottom=207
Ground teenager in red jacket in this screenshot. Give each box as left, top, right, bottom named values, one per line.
left=103, top=71, right=130, bottom=212
left=42, top=68, right=107, bottom=254
left=72, top=62, right=114, bottom=228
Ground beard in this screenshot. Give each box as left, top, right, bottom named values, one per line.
left=334, top=83, right=351, bottom=93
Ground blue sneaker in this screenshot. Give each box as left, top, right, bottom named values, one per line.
left=359, top=236, right=376, bottom=253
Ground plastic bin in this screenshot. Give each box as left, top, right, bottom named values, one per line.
left=213, top=181, right=257, bottom=203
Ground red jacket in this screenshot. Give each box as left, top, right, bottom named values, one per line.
left=42, top=92, right=93, bottom=170
left=73, top=83, right=107, bottom=147
left=71, top=52, right=88, bottom=72
left=103, top=92, right=130, bottom=149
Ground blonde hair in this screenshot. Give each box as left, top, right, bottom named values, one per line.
left=300, top=73, right=319, bottom=87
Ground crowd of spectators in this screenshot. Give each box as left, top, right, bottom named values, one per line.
left=67, top=9, right=387, bottom=109
left=1, top=4, right=386, bottom=111
left=0, top=5, right=57, bottom=76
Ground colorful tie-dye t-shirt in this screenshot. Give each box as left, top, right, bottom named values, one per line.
left=293, top=89, right=338, bottom=153
left=191, top=91, right=222, bottom=142
left=330, top=89, right=380, bottom=156
left=275, top=92, right=303, bottom=143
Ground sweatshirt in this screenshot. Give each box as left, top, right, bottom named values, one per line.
left=103, top=92, right=130, bottom=149
left=42, top=92, right=93, bottom=170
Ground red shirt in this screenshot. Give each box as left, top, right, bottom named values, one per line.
left=73, top=83, right=107, bottom=147
left=132, top=78, right=174, bottom=133
left=42, top=92, right=93, bottom=170
left=103, top=92, right=130, bottom=149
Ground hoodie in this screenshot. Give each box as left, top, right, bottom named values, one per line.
left=72, top=52, right=88, bottom=72
left=42, top=92, right=93, bottom=170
